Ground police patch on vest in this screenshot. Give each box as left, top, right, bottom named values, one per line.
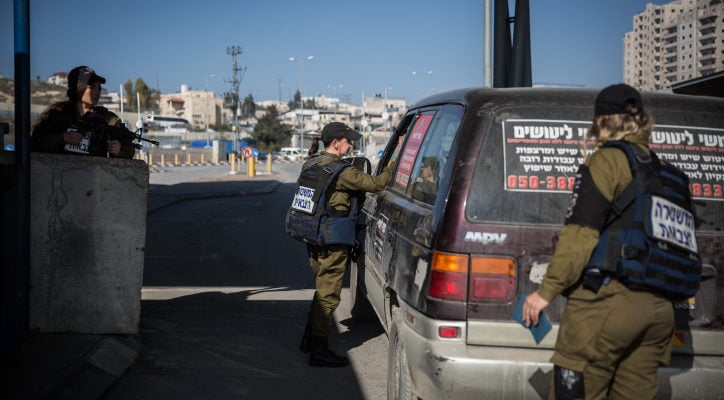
left=647, top=195, right=697, bottom=253
left=291, top=185, right=316, bottom=214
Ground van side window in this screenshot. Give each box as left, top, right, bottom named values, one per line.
left=393, top=105, right=463, bottom=204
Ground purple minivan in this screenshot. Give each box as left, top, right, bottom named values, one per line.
left=351, top=87, right=724, bottom=399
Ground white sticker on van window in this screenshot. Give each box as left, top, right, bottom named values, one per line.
left=464, top=231, right=507, bottom=244
left=529, top=262, right=548, bottom=284
left=649, top=195, right=698, bottom=253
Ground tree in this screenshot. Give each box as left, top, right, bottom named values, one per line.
left=241, top=94, right=256, bottom=119
left=123, top=80, right=134, bottom=110
left=287, top=90, right=301, bottom=110
left=251, top=105, right=292, bottom=150
left=122, top=78, right=159, bottom=112
left=135, top=78, right=159, bottom=111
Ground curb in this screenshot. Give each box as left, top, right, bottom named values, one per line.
left=45, top=335, right=141, bottom=400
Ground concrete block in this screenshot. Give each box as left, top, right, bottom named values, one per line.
left=29, top=153, right=148, bottom=334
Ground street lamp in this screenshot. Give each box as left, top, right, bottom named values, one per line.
left=412, top=70, right=433, bottom=100
left=383, top=86, right=393, bottom=137
left=289, top=55, right=314, bottom=150
left=205, top=74, right=215, bottom=131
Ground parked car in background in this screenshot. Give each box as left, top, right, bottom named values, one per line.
left=280, top=147, right=304, bottom=161
left=350, top=87, right=724, bottom=399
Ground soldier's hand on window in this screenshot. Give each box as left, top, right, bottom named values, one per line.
left=63, top=129, right=83, bottom=145
left=107, top=139, right=122, bottom=157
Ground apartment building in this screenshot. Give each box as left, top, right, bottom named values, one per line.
left=623, top=0, right=723, bottom=91
left=158, top=84, right=225, bottom=129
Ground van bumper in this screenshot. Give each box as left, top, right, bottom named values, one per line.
left=395, top=300, right=555, bottom=400
left=395, top=300, right=724, bottom=400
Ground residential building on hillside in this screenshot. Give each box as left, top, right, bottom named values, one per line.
left=47, top=71, right=68, bottom=87
left=624, top=0, right=723, bottom=91
left=158, top=84, right=225, bottom=129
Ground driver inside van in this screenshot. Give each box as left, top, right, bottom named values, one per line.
left=411, top=156, right=440, bottom=203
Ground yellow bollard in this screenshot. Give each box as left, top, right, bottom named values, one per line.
left=149, top=153, right=153, bottom=166
left=187, top=152, right=191, bottom=165
left=161, top=154, right=165, bottom=166
left=248, top=157, right=256, bottom=177
left=214, top=152, right=219, bottom=165
left=174, top=154, right=179, bottom=166
left=201, top=153, right=205, bottom=164
left=230, top=153, right=237, bottom=173
left=266, top=154, right=272, bottom=173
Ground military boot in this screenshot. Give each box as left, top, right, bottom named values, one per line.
left=308, top=336, right=349, bottom=368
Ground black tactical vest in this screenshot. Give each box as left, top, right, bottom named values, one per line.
left=585, top=141, right=702, bottom=301
left=285, top=156, right=359, bottom=246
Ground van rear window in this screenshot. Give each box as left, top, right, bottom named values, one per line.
left=467, top=107, right=723, bottom=232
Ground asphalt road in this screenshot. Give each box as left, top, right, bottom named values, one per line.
left=102, top=162, right=389, bottom=399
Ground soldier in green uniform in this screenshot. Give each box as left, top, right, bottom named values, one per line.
left=522, top=84, right=678, bottom=399
left=297, top=122, right=395, bottom=367
left=31, top=66, right=135, bottom=159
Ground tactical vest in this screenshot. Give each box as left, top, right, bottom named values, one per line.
left=585, top=141, right=702, bottom=301
left=285, top=156, right=359, bottom=246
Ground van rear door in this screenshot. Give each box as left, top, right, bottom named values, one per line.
left=463, top=99, right=724, bottom=358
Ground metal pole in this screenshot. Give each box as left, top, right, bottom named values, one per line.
left=119, top=84, right=124, bottom=121
left=290, top=56, right=313, bottom=150
left=484, top=0, right=493, bottom=87
left=2, top=0, right=31, bottom=359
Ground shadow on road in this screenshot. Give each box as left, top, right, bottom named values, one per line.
left=105, top=180, right=386, bottom=399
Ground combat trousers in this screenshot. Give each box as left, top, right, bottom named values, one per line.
left=307, top=243, right=349, bottom=337
left=550, top=279, right=675, bottom=400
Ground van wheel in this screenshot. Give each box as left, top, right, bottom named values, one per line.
left=350, top=260, right=375, bottom=320
left=387, top=323, right=414, bottom=400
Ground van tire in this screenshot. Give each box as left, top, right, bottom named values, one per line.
left=387, top=322, right=414, bottom=400
left=349, top=260, right=375, bottom=321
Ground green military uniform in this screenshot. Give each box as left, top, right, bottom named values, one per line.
left=32, top=102, right=135, bottom=159
left=307, top=152, right=395, bottom=338
left=538, top=137, right=675, bottom=400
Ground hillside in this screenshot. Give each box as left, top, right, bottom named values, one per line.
left=0, top=78, right=67, bottom=106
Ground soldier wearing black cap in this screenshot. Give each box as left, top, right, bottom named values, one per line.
left=297, top=122, right=396, bottom=367
left=522, top=84, right=682, bottom=399
left=31, top=66, right=134, bottom=158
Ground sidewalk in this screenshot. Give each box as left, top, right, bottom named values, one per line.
left=0, top=168, right=282, bottom=400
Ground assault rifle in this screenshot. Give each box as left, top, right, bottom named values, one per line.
left=71, top=108, right=159, bottom=151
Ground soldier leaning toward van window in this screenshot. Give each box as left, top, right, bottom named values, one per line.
left=523, top=84, right=694, bottom=400
left=297, top=122, right=395, bottom=367
left=31, top=65, right=134, bottom=159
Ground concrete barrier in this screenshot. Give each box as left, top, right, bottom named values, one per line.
left=29, top=153, right=148, bottom=334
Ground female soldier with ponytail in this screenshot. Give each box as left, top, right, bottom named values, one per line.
left=293, top=122, right=395, bottom=367
left=522, top=84, right=694, bottom=399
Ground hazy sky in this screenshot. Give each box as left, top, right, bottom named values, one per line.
left=1, top=0, right=657, bottom=105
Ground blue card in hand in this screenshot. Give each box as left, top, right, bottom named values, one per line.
left=512, top=294, right=552, bottom=345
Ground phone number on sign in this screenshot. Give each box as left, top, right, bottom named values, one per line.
left=507, top=175, right=576, bottom=191
left=690, top=183, right=723, bottom=198
left=508, top=175, right=723, bottom=199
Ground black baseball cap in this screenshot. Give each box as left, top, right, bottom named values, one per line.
left=67, top=66, right=106, bottom=100
left=594, top=83, right=644, bottom=115
left=321, top=122, right=362, bottom=142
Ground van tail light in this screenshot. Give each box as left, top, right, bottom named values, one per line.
left=469, top=256, right=516, bottom=302
left=429, top=251, right=469, bottom=301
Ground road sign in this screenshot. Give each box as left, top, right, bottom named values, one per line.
left=241, top=146, right=254, bottom=158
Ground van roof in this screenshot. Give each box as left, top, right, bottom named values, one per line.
left=411, top=87, right=723, bottom=115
